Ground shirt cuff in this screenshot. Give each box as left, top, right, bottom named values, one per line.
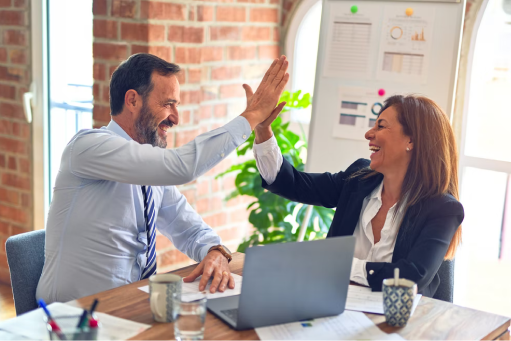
left=224, top=116, right=252, bottom=146
left=199, top=243, right=220, bottom=262
left=253, top=134, right=278, bottom=157
left=350, top=257, right=369, bottom=287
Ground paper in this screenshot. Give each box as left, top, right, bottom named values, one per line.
left=323, top=3, right=381, bottom=79
left=0, top=302, right=150, bottom=340
left=376, top=5, right=436, bottom=83
left=255, top=310, right=404, bottom=340
left=138, top=273, right=243, bottom=302
left=332, top=87, right=395, bottom=141
left=346, top=285, right=422, bottom=315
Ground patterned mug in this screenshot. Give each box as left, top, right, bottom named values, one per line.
left=382, top=278, right=417, bottom=327
left=149, top=273, right=182, bottom=322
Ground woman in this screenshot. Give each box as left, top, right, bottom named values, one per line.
left=253, top=94, right=464, bottom=298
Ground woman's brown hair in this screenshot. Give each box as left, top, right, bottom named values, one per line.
left=363, top=94, right=461, bottom=260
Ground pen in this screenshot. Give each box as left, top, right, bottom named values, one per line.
left=89, top=299, right=99, bottom=315
left=76, top=309, right=89, bottom=329
left=38, top=299, right=67, bottom=340
left=88, top=299, right=99, bottom=329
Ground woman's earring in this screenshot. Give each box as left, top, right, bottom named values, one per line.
left=406, top=147, right=410, bottom=151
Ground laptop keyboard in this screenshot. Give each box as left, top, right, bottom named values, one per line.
left=221, top=308, right=239, bottom=322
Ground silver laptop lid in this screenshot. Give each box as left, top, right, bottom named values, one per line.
left=237, top=236, right=355, bottom=329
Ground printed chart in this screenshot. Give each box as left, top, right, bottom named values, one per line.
left=376, top=6, right=436, bottom=83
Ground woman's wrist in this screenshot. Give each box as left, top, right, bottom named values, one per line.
left=255, top=126, right=274, bottom=144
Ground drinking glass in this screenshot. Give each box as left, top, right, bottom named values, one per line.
left=172, top=292, right=207, bottom=341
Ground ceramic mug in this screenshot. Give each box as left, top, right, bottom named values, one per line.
left=382, top=278, right=417, bottom=327
left=149, top=273, right=182, bottom=322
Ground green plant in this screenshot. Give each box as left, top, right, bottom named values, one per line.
left=217, top=90, right=335, bottom=252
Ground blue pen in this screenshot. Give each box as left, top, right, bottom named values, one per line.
left=38, top=299, right=67, bottom=340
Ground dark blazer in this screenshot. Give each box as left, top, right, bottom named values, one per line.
left=262, top=158, right=464, bottom=298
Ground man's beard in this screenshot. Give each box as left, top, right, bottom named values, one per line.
left=134, top=102, right=168, bottom=148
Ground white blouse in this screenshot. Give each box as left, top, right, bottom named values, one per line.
left=253, top=135, right=404, bottom=286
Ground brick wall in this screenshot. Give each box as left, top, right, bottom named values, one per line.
left=92, top=0, right=282, bottom=272
left=0, top=0, right=31, bottom=284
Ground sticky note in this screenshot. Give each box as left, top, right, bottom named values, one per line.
left=378, top=89, right=386, bottom=96
left=406, top=8, right=414, bottom=16
left=351, top=5, right=358, bottom=14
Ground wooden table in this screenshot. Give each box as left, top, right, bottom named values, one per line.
left=68, top=253, right=510, bottom=340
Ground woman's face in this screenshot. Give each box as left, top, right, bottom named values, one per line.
left=365, top=106, right=413, bottom=174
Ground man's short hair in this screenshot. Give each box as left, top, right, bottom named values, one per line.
left=109, top=53, right=181, bottom=116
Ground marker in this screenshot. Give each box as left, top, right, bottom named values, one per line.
left=38, top=299, right=67, bottom=340
left=76, top=309, right=89, bottom=329
left=89, top=299, right=99, bottom=316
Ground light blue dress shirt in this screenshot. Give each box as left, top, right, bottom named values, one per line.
left=36, top=117, right=252, bottom=303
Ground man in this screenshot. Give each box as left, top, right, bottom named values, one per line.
left=36, top=53, right=289, bottom=303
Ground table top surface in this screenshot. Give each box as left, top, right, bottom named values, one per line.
left=67, top=253, right=510, bottom=340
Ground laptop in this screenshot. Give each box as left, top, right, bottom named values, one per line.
left=207, top=236, right=355, bottom=330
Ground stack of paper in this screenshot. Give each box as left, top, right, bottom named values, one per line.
left=0, top=302, right=150, bottom=340
left=138, top=273, right=243, bottom=302
left=256, top=310, right=404, bottom=340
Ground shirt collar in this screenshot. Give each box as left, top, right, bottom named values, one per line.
left=369, top=180, right=384, bottom=201
left=105, top=120, right=133, bottom=141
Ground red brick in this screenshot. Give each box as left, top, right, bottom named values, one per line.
left=93, top=105, right=111, bottom=122
left=211, top=66, right=241, bottom=80
left=0, top=220, right=9, bottom=234
left=175, top=129, right=199, bottom=147
left=203, top=212, right=227, bottom=227
left=93, top=63, right=106, bottom=81
left=157, top=249, right=189, bottom=268
left=201, top=46, right=223, bottom=62
left=155, top=232, right=173, bottom=250
left=0, top=102, right=24, bottom=120
left=2, top=173, right=29, bottom=190
left=0, top=48, right=6, bottom=62
left=111, top=0, right=136, bottom=18
left=12, top=121, right=29, bottom=139
left=93, top=83, right=100, bottom=100
left=9, top=49, right=26, bottom=64
left=102, top=85, right=110, bottom=102
left=273, top=27, right=280, bottom=42
left=199, top=105, right=212, bottom=120
left=14, top=0, right=26, bottom=7
left=0, top=0, right=11, bottom=7
left=0, top=137, right=26, bottom=154
left=121, top=23, right=165, bottom=42
left=0, top=120, right=11, bottom=134
left=0, top=84, right=16, bottom=100
left=259, top=45, right=279, bottom=59
left=0, top=154, right=5, bottom=168
left=189, top=5, right=195, bottom=21
left=19, top=157, right=28, bottom=173
left=93, top=19, right=118, bottom=39
left=131, top=45, right=172, bottom=62
left=210, top=26, right=240, bottom=41
left=175, top=47, right=201, bottom=64
left=0, top=204, right=28, bottom=224
left=188, top=68, right=201, bottom=84
left=0, top=188, right=19, bottom=205
left=176, top=71, right=185, bottom=84
left=141, top=1, right=186, bottom=20
left=197, top=179, right=210, bottom=197
left=11, top=224, right=30, bottom=236
left=250, top=8, right=278, bottom=22
left=109, top=65, right=117, bottom=77
left=93, top=0, right=107, bottom=15
left=197, top=6, right=213, bottom=21
left=217, top=6, right=246, bottom=22
left=0, top=65, right=26, bottom=83
left=168, top=26, right=204, bottom=44
left=218, top=226, right=242, bottom=241
left=227, top=46, right=256, bottom=60
left=242, top=27, right=271, bottom=41
left=214, top=104, right=227, bottom=118
left=220, top=84, right=245, bottom=99
left=3, top=30, right=26, bottom=46
left=93, top=42, right=128, bottom=61
left=201, top=86, right=218, bottom=101
left=7, top=156, right=16, bottom=170
left=0, top=10, right=25, bottom=26
left=178, top=110, right=191, bottom=125
left=180, top=90, right=201, bottom=105
left=243, top=64, right=269, bottom=79
left=21, top=193, right=30, bottom=207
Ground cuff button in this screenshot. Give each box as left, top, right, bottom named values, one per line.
left=369, top=270, right=374, bottom=275
left=242, top=134, right=247, bottom=139
left=221, top=153, right=225, bottom=157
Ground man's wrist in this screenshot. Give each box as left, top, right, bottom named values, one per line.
left=255, top=127, right=273, bottom=144
left=240, top=111, right=260, bottom=130
left=208, top=245, right=232, bottom=263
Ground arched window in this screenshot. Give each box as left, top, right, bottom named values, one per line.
left=285, top=0, right=322, bottom=125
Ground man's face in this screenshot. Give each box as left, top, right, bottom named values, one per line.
left=134, top=73, right=180, bottom=148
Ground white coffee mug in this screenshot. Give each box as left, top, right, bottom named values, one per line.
left=149, top=273, right=182, bottom=322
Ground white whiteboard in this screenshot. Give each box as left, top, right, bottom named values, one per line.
left=306, top=0, right=466, bottom=173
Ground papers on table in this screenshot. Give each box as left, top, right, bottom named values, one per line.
left=138, top=273, right=243, bottom=302
left=0, top=302, right=150, bottom=340
left=256, top=310, right=404, bottom=340
left=346, top=284, right=422, bottom=315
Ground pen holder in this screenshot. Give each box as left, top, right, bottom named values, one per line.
left=44, top=315, right=99, bottom=340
